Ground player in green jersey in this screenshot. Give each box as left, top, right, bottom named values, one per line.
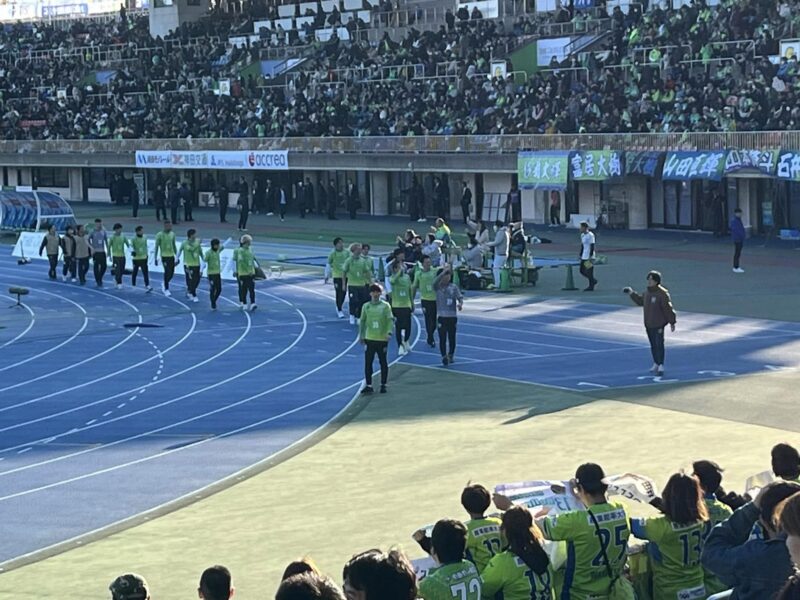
left=389, top=258, right=413, bottom=355
left=359, top=283, right=393, bottom=394
left=109, top=223, right=130, bottom=290
left=233, top=234, right=257, bottom=311
left=130, top=225, right=152, bottom=292
left=538, top=463, right=631, bottom=600
left=179, top=228, right=203, bottom=303
left=204, top=238, right=222, bottom=310
left=343, top=243, right=373, bottom=326
left=154, top=220, right=178, bottom=297
left=691, top=460, right=734, bottom=595
left=630, top=473, right=708, bottom=600
left=325, top=237, right=348, bottom=318
left=412, top=255, right=437, bottom=347
left=419, top=519, right=482, bottom=600
left=482, top=506, right=553, bottom=600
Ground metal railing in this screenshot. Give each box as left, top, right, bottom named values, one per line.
left=2, top=132, right=800, bottom=156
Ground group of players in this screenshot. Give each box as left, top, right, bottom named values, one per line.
left=38, top=219, right=259, bottom=311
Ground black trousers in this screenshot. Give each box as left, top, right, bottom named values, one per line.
left=112, top=256, right=126, bottom=284
left=421, top=299, right=437, bottom=344
left=579, top=260, right=596, bottom=287
left=170, top=205, right=179, bottom=224
left=132, top=200, right=139, bottom=218
left=132, top=259, right=149, bottom=287
left=238, top=205, right=249, bottom=229
left=348, top=285, right=369, bottom=318
left=92, top=252, right=107, bottom=285
left=46, top=254, right=58, bottom=279
left=238, top=275, right=255, bottom=303
left=185, top=266, right=201, bottom=296
left=550, top=205, right=561, bottom=225
left=77, top=257, right=90, bottom=284
left=733, top=242, right=743, bottom=268
left=333, top=277, right=346, bottom=311
left=279, top=203, right=287, bottom=219
left=219, top=201, right=228, bottom=223
left=183, top=202, right=193, bottom=221
left=162, top=256, right=175, bottom=290
left=646, top=327, right=666, bottom=366
left=393, top=306, right=412, bottom=346
left=209, top=274, right=222, bottom=307
left=62, top=256, right=76, bottom=279
left=438, top=316, right=457, bottom=356
left=364, top=340, right=389, bottom=386
left=155, top=204, right=166, bottom=221
left=461, top=202, right=470, bottom=223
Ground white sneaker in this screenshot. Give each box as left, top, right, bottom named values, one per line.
left=71, top=278, right=77, bottom=283
left=61, top=275, right=66, bottom=282
left=164, top=289, right=172, bottom=297
left=417, top=218, right=426, bottom=223
left=656, top=365, right=664, bottom=376
left=249, top=303, right=257, bottom=312
left=403, top=341, right=411, bottom=353
left=349, top=315, right=355, bottom=325
left=337, top=310, right=345, bottom=319
left=356, top=318, right=360, bottom=326
left=192, top=296, right=199, bottom=303
left=241, top=303, right=247, bottom=310
left=186, top=292, right=192, bottom=299
left=266, top=212, right=274, bottom=216
left=116, top=284, right=122, bottom=290
left=733, top=267, right=745, bottom=273
left=398, top=345, right=407, bottom=356
left=649, top=363, right=659, bottom=373
left=146, top=286, right=153, bottom=293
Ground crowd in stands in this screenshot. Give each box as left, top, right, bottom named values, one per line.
left=107, top=442, right=800, bottom=600
left=3, top=0, right=800, bottom=139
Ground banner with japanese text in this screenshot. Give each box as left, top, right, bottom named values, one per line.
left=569, top=150, right=624, bottom=181
left=661, top=151, right=727, bottom=181
left=517, top=151, right=569, bottom=190
left=625, top=151, right=664, bottom=177
left=776, top=150, right=800, bottom=181
left=724, top=149, right=777, bottom=176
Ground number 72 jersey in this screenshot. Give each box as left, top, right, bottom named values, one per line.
left=418, top=560, right=482, bottom=600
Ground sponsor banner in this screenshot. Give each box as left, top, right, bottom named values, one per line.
left=135, top=150, right=289, bottom=171
left=518, top=151, right=569, bottom=190
left=536, top=36, right=571, bottom=67
left=569, top=150, right=624, bottom=181
left=776, top=150, right=800, bottom=181
left=625, top=151, right=664, bottom=177
left=724, top=149, right=777, bottom=176
left=662, top=151, right=726, bottom=181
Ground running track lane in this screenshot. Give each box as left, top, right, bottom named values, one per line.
left=0, top=255, right=420, bottom=565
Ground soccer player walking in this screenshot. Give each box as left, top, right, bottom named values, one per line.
left=154, top=220, right=178, bottom=297
left=74, top=224, right=91, bottom=285
left=38, top=224, right=60, bottom=280
left=623, top=270, right=677, bottom=377
left=88, top=218, right=109, bottom=287
left=389, top=259, right=413, bottom=355
left=579, top=221, right=597, bottom=291
left=179, top=228, right=203, bottom=303
left=205, top=238, right=222, bottom=310
left=359, top=283, right=393, bottom=394
left=130, top=225, right=152, bottom=292
left=325, top=237, right=348, bottom=318
left=342, top=243, right=372, bottom=325
left=412, top=255, right=437, bottom=347
left=60, top=225, right=76, bottom=282
left=109, top=223, right=130, bottom=289
left=233, top=234, right=257, bottom=311
left=434, top=264, right=463, bottom=365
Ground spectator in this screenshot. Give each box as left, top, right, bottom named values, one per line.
left=346, top=178, right=359, bottom=220
left=154, top=184, right=167, bottom=222
left=327, top=179, right=339, bottom=220
left=275, top=572, right=345, bottom=600
left=418, top=519, right=482, bottom=600
left=772, top=443, right=800, bottom=482
left=109, top=573, right=150, bottom=600
left=506, top=184, right=521, bottom=222
left=342, top=549, right=417, bottom=600
left=701, top=481, right=800, bottom=600
left=282, top=558, right=320, bottom=581
left=198, top=565, right=234, bottom=600
left=486, top=220, right=509, bottom=289
left=461, top=235, right=485, bottom=272
left=466, top=218, right=489, bottom=248
left=460, top=182, right=472, bottom=223
left=731, top=207, right=746, bottom=273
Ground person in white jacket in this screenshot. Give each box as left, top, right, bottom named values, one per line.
left=486, top=220, right=510, bottom=288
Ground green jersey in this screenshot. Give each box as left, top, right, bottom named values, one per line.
left=389, top=272, right=413, bottom=309
left=180, top=239, right=202, bottom=267
left=702, top=497, right=733, bottom=595
left=155, top=230, right=176, bottom=258
left=481, top=551, right=554, bottom=600
left=630, top=516, right=705, bottom=600
left=464, top=517, right=502, bottom=573
left=414, top=268, right=437, bottom=301
left=343, top=255, right=372, bottom=287
left=131, top=236, right=148, bottom=260
left=233, top=246, right=256, bottom=276
left=358, top=300, right=393, bottom=341
left=419, top=560, right=481, bottom=600
left=109, top=234, right=130, bottom=258
left=204, top=249, right=221, bottom=275
left=541, top=502, right=630, bottom=600
left=328, top=248, right=348, bottom=278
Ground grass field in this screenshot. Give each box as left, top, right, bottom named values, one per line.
left=1, top=203, right=799, bottom=599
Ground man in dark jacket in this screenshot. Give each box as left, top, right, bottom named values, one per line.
left=623, top=270, right=677, bottom=377
left=731, top=207, right=746, bottom=273
left=154, top=184, right=166, bottom=222
left=302, top=178, right=315, bottom=218
left=327, top=179, right=338, bottom=220
left=217, top=181, right=229, bottom=223
left=702, top=481, right=800, bottom=600
left=168, top=182, right=181, bottom=225
left=180, top=182, right=193, bottom=222
left=346, top=178, right=359, bottom=219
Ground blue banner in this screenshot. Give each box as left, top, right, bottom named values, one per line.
left=574, top=0, right=595, bottom=9
left=724, top=150, right=777, bottom=176
left=625, top=151, right=664, bottom=177
left=662, top=151, right=727, bottom=181
left=776, top=150, right=800, bottom=181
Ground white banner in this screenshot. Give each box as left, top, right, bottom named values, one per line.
left=536, top=37, right=572, bottom=67
left=135, top=150, right=289, bottom=171
left=780, top=39, right=800, bottom=60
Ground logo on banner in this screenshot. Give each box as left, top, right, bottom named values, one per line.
left=247, top=151, right=288, bottom=168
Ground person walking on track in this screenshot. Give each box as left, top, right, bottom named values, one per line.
left=205, top=238, right=222, bottom=310
left=234, top=234, right=257, bottom=311
left=74, top=224, right=91, bottom=285
left=154, top=220, right=178, bottom=297
left=389, top=258, right=413, bottom=355
left=88, top=218, right=109, bottom=287
left=179, top=228, right=203, bottom=303
left=342, top=243, right=373, bottom=325
left=359, top=283, right=394, bottom=395
left=434, top=263, right=463, bottom=365
left=109, top=223, right=130, bottom=290
left=325, top=237, right=348, bottom=318
left=579, top=221, right=597, bottom=291
left=38, top=224, right=60, bottom=280
left=130, top=225, right=152, bottom=292
left=730, top=207, right=746, bottom=273
left=623, top=270, right=677, bottom=377
left=412, top=255, right=438, bottom=347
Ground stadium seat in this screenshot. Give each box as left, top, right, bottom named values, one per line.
left=8, top=287, right=29, bottom=307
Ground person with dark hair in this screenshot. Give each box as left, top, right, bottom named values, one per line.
left=623, top=270, right=677, bottom=377
left=237, top=176, right=250, bottom=231
left=276, top=572, right=345, bottom=600
left=109, top=223, right=130, bottom=290
left=701, top=481, right=800, bottom=600
left=38, top=223, right=60, bottom=280
left=217, top=180, right=229, bottom=223
left=486, top=220, right=509, bottom=289
left=130, top=225, right=152, bottom=293
left=419, top=520, right=482, bottom=600
left=343, top=243, right=372, bottom=326
left=204, top=238, right=222, bottom=310
left=168, top=182, right=181, bottom=225
left=389, top=258, right=413, bottom=356
left=460, top=181, right=472, bottom=223
left=154, top=220, right=178, bottom=297
left=434, top=263, right=463, bottom=366
left=179, top=228, right=202, bottom=303
left=343, top=549, right=417, bottom=600
left=180, top=181, right=193, bottom=222
left=412, top=255, right=437, bottom=347
left=74, top=224, right=91, bottom=285
left=578, top=221, right=597, bottom=291
left=538, top=463, right=631, bottom=600
left=281, top=558, right=320, bottom=581
left=154, top=184, right=167, bottom=222
left=325, top=237, right=348, bottom=319
left=772, top=443, right=800, bottom=481
left=88, top=218, right=109, bottom=287
left=233, top=234, right=257, bottom=312
left=359, top=283, right=393, bottom=395
left=198, top=565, right=234, bottom=600
left=109, top=572, right=150, bottom=600
left=630, top=473, right=708, bottom=600
left=730, top=207, right=746, bottom=273
left=59, top=225, right=76, bottom=282
left=481, top=506, right=552, bottom=599
left=777, top=491, right=800, bottom=567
